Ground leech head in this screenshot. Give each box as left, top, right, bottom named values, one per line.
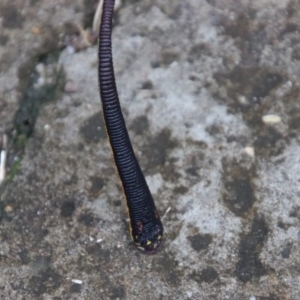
left=134, top=224, right=164, bottom=254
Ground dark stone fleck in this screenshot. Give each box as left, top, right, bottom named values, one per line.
left=254, top=127, right=286, bottom=157
left=89, top=176, right=104, bottom=196
left=60, top=201, right=76, bottom=217
left=200, top=267, right=219, bottom=283
left=289, top=206, right=300, bottom=219
left=185, top=166, right=199, bottom=177
left=281, top=243, right=292, bottom=259
left=109, top=285, right=126, bottom=299
left=173, top=186, right=188, bottom=195
left=112, top=200, right=122, bottom=207
left=235, top=215, right=268, bottom=282
left=161, top=51, right=180, bottom=66
left=141, top=80, right=154, bottom=90
left=151, top=60, right=160, bottom=68
left=188, top=43, right=211, bottom=62
left=70, top=283, right=81, bottom=293
left=78, top=212, right=98, bottom=227
left=188, top=233, right=213, bottom=252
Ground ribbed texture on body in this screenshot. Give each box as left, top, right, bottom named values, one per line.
left=98, top=0, right=163, bottom=252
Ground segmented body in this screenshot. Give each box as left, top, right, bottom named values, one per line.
left=98, top=0, right=163, bottom=253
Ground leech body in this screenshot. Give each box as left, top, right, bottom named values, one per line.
left=98, top=0, right=163, bottom=253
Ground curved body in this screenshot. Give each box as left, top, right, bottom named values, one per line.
left=98, top=0, right=163, bottom=252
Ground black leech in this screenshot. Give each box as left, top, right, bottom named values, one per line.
left=98, top=0, right=164, bottom=253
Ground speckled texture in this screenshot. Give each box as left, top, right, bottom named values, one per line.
left=1, top=0, right=300, bottom=299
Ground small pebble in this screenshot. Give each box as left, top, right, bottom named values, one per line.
left=31, top=26, right=41, bottom=35
left=237, top=95, right=248, bottom=105
left=44, top=124, right=50, bottom=131
left=71, top=279, right=82, bottom=284
left=4, top=205, right=13, bottom=213
left=64, top=81, right=78, bottom=93
left=66, top=45, right=75, bottom=54
left=244, top=146, right=255, bottom=157
left=262, top=114, right=281, bottom=124
left=35, top=63, right=45, bottom=76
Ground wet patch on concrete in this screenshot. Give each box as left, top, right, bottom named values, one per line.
left=218, top=6, right=269, bottom=66
left=235, top=215, right=268, bottom=282
left=221, top=158, right=257, bottom=217
left=130, top=115, right=149, bottom=135
left=256, top=295, right=280, bottom=300
left=28, top=268, right=62, bottom=296
left=190, top=266, right=219, bottom=284
left=167, top=217, right=183, bottom=242
left=7, top=51, right=65, bottom=186
left=80, top=112, right=106, bottom=143
left=0, top=34, right=9, bottom=45
left=141, top=128, right=179, bottom=178
left=0, top=51, right=16, bottom=73
left=14, top=54, right=64, bottom=137
left=17, top=249, right=31, bottom=265
left=0, top=4, right=24, bottom=29
left=173, top=185, right=189, bottom=195
left=109, top=285, right=126, bottom=299
left=213, top=67, right=285, bottom=110
left=154, top=252, right=183, bottom=286
left=213, top=66, right=289, bottom=158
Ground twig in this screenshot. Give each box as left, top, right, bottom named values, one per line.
left=0, top=134, right=7, bottom=185
left=92, top=0, right=121, bottom=33
left=92, top=0, right=104, bottom=33
left=162, top=207, right=171, bottom=221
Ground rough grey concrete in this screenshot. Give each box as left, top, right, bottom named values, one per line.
left=1, top=0, right=300, bottom=299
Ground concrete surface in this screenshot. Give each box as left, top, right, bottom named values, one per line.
left=0, top=0, right=300, bottom=299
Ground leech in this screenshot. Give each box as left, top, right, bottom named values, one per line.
left=98, top=0, right=164, bottom=253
